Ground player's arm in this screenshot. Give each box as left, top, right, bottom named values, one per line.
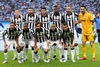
left=2, top=30, right=7, bottom=48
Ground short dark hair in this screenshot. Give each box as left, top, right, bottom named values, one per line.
left=80, top=5, right=86, bottom=9
left=10, top=22, right=15, bottom=25
left=28, top=7, right=33, bottom=10
left=24, top=23, right=28, bottom=26
left=63, top=23, right=68, bottom=26
left=41, top=7, right=46, bottom=10
left=35, top=22, right=41, bottom=26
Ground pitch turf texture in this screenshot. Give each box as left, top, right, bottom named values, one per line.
left=0, top=43, right=100, bottom=67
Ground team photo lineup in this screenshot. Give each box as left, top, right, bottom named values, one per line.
left=1, top=1, right=100, bottom=64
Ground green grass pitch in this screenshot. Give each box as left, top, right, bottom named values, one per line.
left=0, top=43, right=100, bottom=67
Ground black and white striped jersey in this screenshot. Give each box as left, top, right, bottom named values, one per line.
left=48, top=28, right=60, bottom=41
left=63, top=12, right=78, bottom=34
left=18, top=28, right=34, bottom=40
left=2, top=28, right=19, bottom=40
left=51, top=13, right=62, bottom=29
left=35, top=28, right=48, bottom=43
left=24, top=14, right=38, bottom=31
left=11, top=15, right=23, bottom=30
left=39, top=14, right=52, bottom=30
left=60, top=29, right=71, bottom=44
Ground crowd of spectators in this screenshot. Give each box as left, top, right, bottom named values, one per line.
left=0, top=0, right=100, bottom=21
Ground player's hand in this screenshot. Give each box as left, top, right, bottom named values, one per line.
left=47, top=40, right=50, bottom=46
left=4, top=43, right=7, bottom=49
left=93, top=29, right=96, bottom=36
left=59, top=41, right=62, bottom=45
left=64, top=44, right=67, bottom=48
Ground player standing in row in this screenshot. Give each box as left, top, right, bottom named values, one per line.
left=11, top=9, right=23, bottom=60
left=50, top=5, right=63, bottom=60
left=63, top=6, right=79, bottom=61
left=23, top=7, right=38, bottom=59
left=76, top=6, right=96, bottom=62
left=39, top=7, right=52, bottom=30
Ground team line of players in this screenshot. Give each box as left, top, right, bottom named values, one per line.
left=2, top=5, right=81, bottom=64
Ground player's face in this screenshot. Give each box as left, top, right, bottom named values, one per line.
left=28, top=9, right=34, bottom=14
left=54, top=7, right=58, bottom=13
left=80, top=7, right=86, bottom=14
left=10, top=23, right=15, bottom=30
left=41, top=9, right=46, bottom=15
left=51, top=24, right=56, bottom=31
left=96, top=13, right=100, bottom=17
left=63, top=25, right=68, bottom=31
left=14, top=10, right=20, bottom=16
left=66, top=7, right=71, bottom=13
left=23, top=24, right=28, bottom=30
left=36, top=24, right=41, bottom=29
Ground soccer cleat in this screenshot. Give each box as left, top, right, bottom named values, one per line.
left=80, top=56, right=86, bottom=60
left=24, top=57, right=27, bottom=61
left=52, top=55, right=56, bottom=60
left=76, top=55, right=80, bottom=60
left=72, top=59, right=76, bottom=62
left=43, top=59, right=48, bottom=63
left=59, top=58, right=63, bottom=62
left=12, top=57, right=17, bottom=60
left=18, top=60, right=22, bottom=64
left=2, top=60, right=8, bottom=64
left=47, top=58, right=50, bottom=63
left=32, top=58, right=34, bottom=63
left=92, top=57, right=96, bottom=62
left=63, top=59, right=67, bottom=62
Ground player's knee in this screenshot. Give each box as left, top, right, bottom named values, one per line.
left=90, top=41, right=94, bottom=46
left=64, top=48, right=68, bottom=50
left=53, top=43, right=57, bottom=46
left=4, top=49, right=8, bottom=53
left=34, top=51, right=38, bottom=54
left=25, top=44, right=28, bottom=48
left=74, top=43, right=78, bottom=46
left=16, top=47, right=21, bottom=53
left=44, top=51, right=48, bottom=54
left=31, top=47, right=34, bottom=50
left=71, top=47, right=74, bottom=50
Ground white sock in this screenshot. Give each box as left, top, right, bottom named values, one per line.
left=32, top=51, right=34, bottom=59
left=48, top=50, right=50, bottom=59
left=4, top=52, right=8, bottom=60
left=59, top=49, right=63, bottom=59
left=71, top=49, right=75, bottom=60
left=25, top=48, right=28, bottom=58
left=21, top=51, right=24, bottom=59
left=64, top=50, right=68, bottom=60
left=75, top=46, right=79, bottom=56
left=18, top=52, right=21, bottom=60
left=13, top=49, right=17, bottom=58
left=67, top=46, right=70, bottom=56
left=53, top=46, right=56, bottom=56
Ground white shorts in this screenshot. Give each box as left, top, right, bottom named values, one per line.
left=49, top=40, right=63, bottom=49
left=37, top=41, right=47, bottom=49
left=19, top=39, right=34, bottom=47
left=5, top=40, right=17, bottom=49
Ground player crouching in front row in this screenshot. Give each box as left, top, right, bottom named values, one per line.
left=2, top=22, right=22, bottom=64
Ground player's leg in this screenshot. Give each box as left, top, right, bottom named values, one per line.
left=58, top=41, right=64, bottom=62
left=74, top=30, right=79, bottom=60
left=2, top=40, right=12, bottom=64
left=88, top=34, right=96, bottom=62
left=24, top=43, right=29, bottom=61
left=70, top=43, right=76, bottom=62
left=12, top=44, right=17, bottom=60
left=42, top=41, right=49, bottom=63
left=80, top=35, right=87, bottom=60
left=63, top=42, right=68, bottom=62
